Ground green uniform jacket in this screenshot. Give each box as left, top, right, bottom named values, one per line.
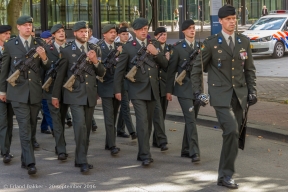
left=166, top=40, right=201, bottom=99
left=191, top=32, right=257, bottom=109
left=158, top=43, right=171, bottom=97
left=0, top=36, right=51, bottom=104
left=114, top=39, right=168, bottom=100
left=52, top=40, right=106, bottom=107
left=97, top=42, right=121, bottom=98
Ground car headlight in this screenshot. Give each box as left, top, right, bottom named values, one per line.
left=258, top=35, right=273, bottom=42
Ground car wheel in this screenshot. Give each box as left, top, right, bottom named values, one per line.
left=272, top=42, right=284, bottom=58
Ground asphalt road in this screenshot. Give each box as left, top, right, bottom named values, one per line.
left=0, top=110, right=287, bottom=192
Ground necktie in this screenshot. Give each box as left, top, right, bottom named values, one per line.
left=80, top=45, right=85, bottom=53
left=109, top=45, right=113, bottom=50
left=24, top=40, right=29, bottom=51
left=190, top=43, right=193, bottom=48
left=228, top=36, right=234, bottom=52
left=141, top=41, right=145, bottom=47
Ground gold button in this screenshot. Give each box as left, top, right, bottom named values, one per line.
left=86, top=82, right=88, bottom=85
left=232, top=76, right=234, bottom=78
left=148, top=68, right=150, bottom=70
left=28, top=71, right=31, bottom=73
left=212, top=84, right=215, bottom=86
left=232, top=59, right=234, bottom=62
left=159, top=77, right=162, bottom=79
left=232, top=68, right=234, bottom=70
left=86, top=75, right=88, bottom=77
left=160, top=71, right=162, bottom=73
left=29, top=79, right=31, bottom=81
left=233, top=84, right=235, bottom=87
left=149, top=76, right=151, bottom=78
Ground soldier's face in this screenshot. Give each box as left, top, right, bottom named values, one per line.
left=103, top=29, right=117, bottom=44
left=134, top=26, right=148, bottom=41
left=219, top=15, right=236, bottom=33
left=156, top=32, right=167, bottom=44
left=74, top=28, right=88, bottom=43
left=0, top=31, right=11, bottom=43
left=53, top=28, right=65, bottom=42
left=182, top=25, right=196, bottom=39
left=43, top=37, right=52, bottom=45
left=119, top=32, right=129, bottom=43
left=17, top=23, right=32, bottom=37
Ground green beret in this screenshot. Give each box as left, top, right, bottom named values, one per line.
left=102, top=24, right=117, bottom=34
left=132, top=18, right=148, bottom=30
left=51, top=24, right=64, bottom=34
left=218, top=5, right=236, bottom=18
left=72, top=21, right=87, bottom=32
left=17, top=15, right=33, bottom=25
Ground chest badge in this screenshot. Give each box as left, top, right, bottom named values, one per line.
left=218, top=50, right=222, bottom=53
left=72, top=54, right=76, bottom=57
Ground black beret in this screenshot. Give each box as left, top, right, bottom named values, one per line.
left=118, top=27, right=129, bottom=34
left=154, top=27, right=167, bottom=36
left=132, top=18, right=148, bottom=30
left=51, top=24, right=64, bottom=34
left=72, top=21, right=87, bottom=32
left=0, top=25, right=12, bottom=33
left=181, top=19, right=195, bottom=31
left=218, top=5, right=236, bottom=18
left=17, top=15, right=33, bottom=25
left=102, top=24, right=117, bottom=34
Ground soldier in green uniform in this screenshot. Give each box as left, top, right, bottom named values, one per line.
left=43, top=24, right=69, bottom=160
left=166, top=19, right=201, bottom=163
left=51, top=21, right=106, bottom=173
left=0, top=25, right=14, bottom=164
left=191, top=5, right=257, bottom=189
left=152, top=27, right=169, bottom=151
left=0, top=16, right=50, bottom=175
left=116, top=27, right=137, bottom=140
left=114, top=18, right=168, bottom=166
left=97, top=24, right=121, bottom=155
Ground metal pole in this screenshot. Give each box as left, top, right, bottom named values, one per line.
left=179, top=0, right=186, bottom=39
left=92, top=0, right=101, bottom=39
left=241, top=0, right=245, bottom=26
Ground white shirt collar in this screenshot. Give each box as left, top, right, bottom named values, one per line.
left=74, top=40, right=87, bottom=53
left=136, top=38, right=147, bottom=46
left=19, top=35, right=32, bottom=47
left=221, top=30, right=235, bottom=45
left=105, top=40, right=115, bottom=49
left=185, top=38, right=195, bottom=48
left=54, top=41, right=65, bottom=52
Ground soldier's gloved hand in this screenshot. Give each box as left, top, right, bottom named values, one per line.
left=248, top=93, right=257, bottom=106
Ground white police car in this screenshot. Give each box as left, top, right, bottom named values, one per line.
left=242, top=10, right=288, bottom=58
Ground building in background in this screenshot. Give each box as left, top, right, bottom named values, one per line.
left=0, top=0, right=287, bottom=38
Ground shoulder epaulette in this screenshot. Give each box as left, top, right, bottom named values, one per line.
left=173, top=40, right=182, bottom=46
left=7, top=37, right=15, bottom=42
left=65, top=41, right=73, bottom=47
left=205, top=34, right=218, bottom=41
left=237, top=32, right=249, bottom=39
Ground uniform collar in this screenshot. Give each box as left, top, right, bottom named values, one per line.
left=19, top=35, right=32, bottom=47
left=136, top=37, right=147, bottom=46
left=74, top=40, right=87, bottom=53
left=221, top=30, right=235, bottom=45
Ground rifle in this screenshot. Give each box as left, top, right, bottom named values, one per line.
left=126, top=33, right=163, bottom=82
left=102, top=48, right=120, bottom=74
left=42, top=58, right=61, bottom=92
left=175, top=49, right=199, bottom=86
left=239, top=105, right=249, bottom=150
left=63, top=52, right=94, bottom=92
left=6, top=38, right=53, bottom=87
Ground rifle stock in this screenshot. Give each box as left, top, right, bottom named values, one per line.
left=175, top=70, right=186, bottom=85
left=42, top=77, right=53, bottom=92
left=125, top=66, right=137, bottom=82
left=63, top=74, right=76, bottom=92
left=6, top=70, right=21, bottom=87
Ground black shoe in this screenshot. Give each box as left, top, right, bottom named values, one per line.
left=142, top=159, right=153, bottom=166
left=117, top=132, right=130, bottom=138
left=110, top=147, right=120, bottom=155
left=131, top=132, right=137, bottom=140
left=217, top=176, right=239, bottom=189
left=21, top=162, right=26, bottom=168
left=3, top=154, right=11, bottom=163
left=160, top=144, right=168, bottom=151
left=191, top=154, right=200, bottom=162
left=58, top=153, right=67, bottom=161
left=51, top=130, right=54, bottom=137
left=75, top=163, right=93, bottom=169
left=92, top=125, right=97, bottom=132
left=41, top=130, right=51, bottom=134
left=137, top=157, right=154, bottom=162
left=181, top=153, right=191, bottom=158
left=66, top=120, right=72, bottom=127
left=33, top=141, right=40, bottom=149
left=27, top=164, right=37, bottom=175
left=80, top=163, right=90, bottom=173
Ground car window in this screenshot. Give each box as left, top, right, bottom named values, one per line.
left=248, top=17, right=286, bottom=30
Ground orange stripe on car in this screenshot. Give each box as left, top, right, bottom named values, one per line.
left=277, top=31, right=286, bottom=39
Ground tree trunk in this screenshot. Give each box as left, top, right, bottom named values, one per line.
left=7, top=0, right=24, bottom=35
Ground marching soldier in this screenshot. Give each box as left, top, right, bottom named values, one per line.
left=114, top=18, right=168, bottom=166
left=191, top=5, right=257, bottom=189
left=43, top=24, right=68, bottom=160
left=51, top=21, right=105, bottom=173
left=0, top=25, right=14, bottom=164
left=152, top=27, right=170, bottom=151
left=0, top=16, right=50, bottom=175
left=97, top=24, right=121, bottom=155
left=166, top=19, right=201, bottom=162
left=116, top=26, right=137, bottom=140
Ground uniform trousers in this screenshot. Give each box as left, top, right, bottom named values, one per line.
left=0, top=102, right=14, bottom=155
